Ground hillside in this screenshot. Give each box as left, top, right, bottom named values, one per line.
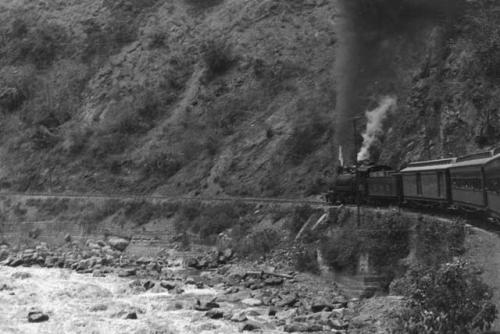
left=0, top=0, right=498, bottom=197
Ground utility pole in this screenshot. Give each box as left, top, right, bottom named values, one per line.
left=353, top=117, right=361, bottom=226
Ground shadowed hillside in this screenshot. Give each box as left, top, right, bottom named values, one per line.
left=0, top=0, right=498, bottom=196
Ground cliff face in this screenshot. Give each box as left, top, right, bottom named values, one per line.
left=0, top=0, right=498, bottom=196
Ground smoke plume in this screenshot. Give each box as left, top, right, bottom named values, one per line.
left=333, top=0, right=465, bottom=164
left=357, top=96, right=397, bottom=162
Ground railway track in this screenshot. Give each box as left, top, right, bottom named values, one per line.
left=0, top=191, right=328, bottom=207
left=2, top=190, right=499, bottom=235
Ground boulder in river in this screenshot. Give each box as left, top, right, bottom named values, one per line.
left=10, top=257, right=24, bottom=267
left=124, top=312, right=138, bottom=320
left=160, top=280, right=177, bottom=290
left=239, top=320, right=262, bottom=332
left=205, top=309, right=224, bottom=319
left=107, top=236, right=129, bottom=251
left=185, top=257, right=199, bottom=268
left=284, top=322, right=323, bottom=332
left=242, top=298, right=263, bottom=307
left=230, top=311, right=248, bottom=322
left=11, top=272, right=31, bottom=280
left=28, top=311, right=49, bottom=323
left=118, top=268, right=136, bottom=277
left=194, top=298, right=219, bottom=311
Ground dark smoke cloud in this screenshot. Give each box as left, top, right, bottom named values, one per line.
left=334, top=0, right=465, bottom=164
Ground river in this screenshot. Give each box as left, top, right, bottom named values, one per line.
left=0, top=265, right=275, bottom=334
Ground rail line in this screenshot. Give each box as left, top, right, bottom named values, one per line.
left=0, top=191, right=328, bottom=207
left=2, top=191, right=499, bottom=234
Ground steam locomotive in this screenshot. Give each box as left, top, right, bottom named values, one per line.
left=325, top=148, right=500, bottom=219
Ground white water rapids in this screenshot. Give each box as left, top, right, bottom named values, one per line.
left=0, top=266, right=269, bottom=334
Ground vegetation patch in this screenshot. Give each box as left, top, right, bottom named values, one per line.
left=392, top=260, right=497, bottom=334
left=294, top=247, right=320, bottom=274
left=201, top=39, right=235, bottom=80
left=175, top=201, right=255, bottom=245
left=318, top=210, right=464, bottom=290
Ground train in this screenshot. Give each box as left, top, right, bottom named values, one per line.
left=325, top=148, right=500, bottom=219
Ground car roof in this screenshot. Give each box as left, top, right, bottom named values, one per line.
left=400, top=158, right=456, bottom=173
left=450, top=151, right=500, bottom=169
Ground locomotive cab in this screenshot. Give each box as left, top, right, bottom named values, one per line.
left=325, top=164, right=394, bottom=205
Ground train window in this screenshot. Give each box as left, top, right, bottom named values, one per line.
left=486, top=178, right=500, bottom=193
left=452, top=178, right=483, bottom=191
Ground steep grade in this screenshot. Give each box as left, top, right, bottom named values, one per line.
left=0, top=0, right=498, bottom=196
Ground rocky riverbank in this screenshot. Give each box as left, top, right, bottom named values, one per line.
left=0, top=238, right=361, bottom=333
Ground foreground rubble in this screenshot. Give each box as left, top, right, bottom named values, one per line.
left=0, top=240, right=359, bottom=333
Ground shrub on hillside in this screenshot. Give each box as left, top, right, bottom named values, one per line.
left=361, top=211, right=411, bottom=271
left=286, top=103, right=331, bottom=165
left=65, top=127, right=93, bottom=155
left=179, top=202, right=203, bottom=222
left=392, top=260, right=497, bottom=334
left=320, top=226, right=361, bottom=272
left=37, top=198, right=70, bottom=219
left=201, top=39, right=235, bottom=79
left=142, top=152, right=183, bottom=178
left=288, top=204, right=315, bottom=233
left=235, top=228, right=280, bottom=258
left=466, top=2, right=500, bottom=79
left=320, top=211, right=411, bottom=275
left=79, top=200, right=122, bottom=233
left=89, top=132, right=129, bottom=158
left=4, top=18, right=69, bottom=68
left=206, top=97, right=248, bottom=136
left=185, top=0, right=224, bottom=12
left=81, top=17, right=137, bottom=62
left=294, top=247, right=320, bottom=274
left=0, top=65, right=36, bottom=112
left=415, top=218, right=465, bottom=266
left=20, top=61, right=89, bottom=130
left=176, top=202, right=253, bottom=245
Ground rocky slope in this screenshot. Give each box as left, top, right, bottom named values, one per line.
left=0, top=0, right=498, bottom=196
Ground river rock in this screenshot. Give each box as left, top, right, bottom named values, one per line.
left=194, top=298, right=219, bottom=311
left=277, top=294, right=298, bottom=308
left=276, top=308, right=298, bottom=320
left=231, top=311, right=248, bottom=322
left=284, top=322, right=323, bottom=332
left=264, top=277, right=283, bottom=286
left=90, top=304, right=108, bottom=312
left=205, top=309, right=224, bottom=319
left=143, top=280, right=155, bottom=290
left=0, top=248, right=9, bottom=261
left=12, top=272, right=31, bottom=279
left=310, top=297, right=334, bottom=313
left=239, top=320, right=262, bottom=332
left=328, top=318, right=348, bottom=330
left=136, top=257, right=153, bottom=265
left=10, top=257, right=24, bottom=267
left=28, top=311, right=49, bottom=323
left=185, top=277, right=196, bottom=285
left=118, top=268, right=136, bottom=277
left=44, top=256, right=58, bottom=268
left=160, top=280, right=177, bottom=290
left=185, top=257, right=199, bottom=268
left=107, top=237, right=129, bottom=251
left=242, top=298, right=263, bottom=307
left=124, top=312, right=138, bottom=319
